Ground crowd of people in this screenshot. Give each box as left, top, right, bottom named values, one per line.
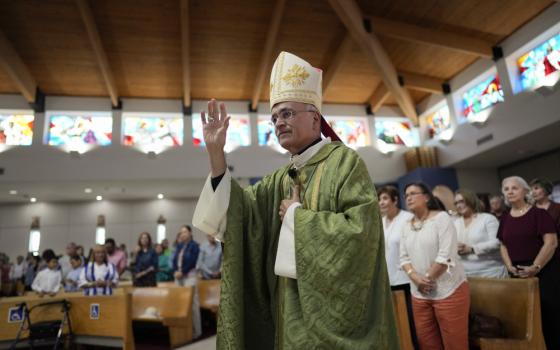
left=0, top=225, right=222, bottom=297
left=379, top=176, right=560, bottom=350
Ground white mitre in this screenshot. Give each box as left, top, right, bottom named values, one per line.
left=269, top=51, right=323, bottom=113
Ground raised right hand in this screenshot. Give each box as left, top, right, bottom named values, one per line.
left=201, top=99, right=230, bottom=155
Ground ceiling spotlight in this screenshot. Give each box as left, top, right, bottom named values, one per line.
left=84, top=188, right=92, bottom=193
left=157, top=193, right=164, bottom=199
left=96, top=195, right=103, bottom=201
left=30, top=197, right=37, bottom=203
left=9, top=190, right=17, bottom=195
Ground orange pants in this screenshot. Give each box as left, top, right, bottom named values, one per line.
left=412, top=281, right=470, bottom=350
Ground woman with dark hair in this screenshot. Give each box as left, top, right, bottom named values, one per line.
left=133, top=232, right=158, bottom=287
left=400, top=182, right=469, bottom=350
left=530, top=177, right=560, bottom=232
left=78, top=244, right=118, bottom=296
left=377, top=185, right=417, bottom=346
left=498, top=176, right=560, bottom=349
left=454, top=189, right=507, bottom=278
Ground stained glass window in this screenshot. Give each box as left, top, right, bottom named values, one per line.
left=123, top=113, right=183, bottom=153
left=375, top=118, right=420, bottom=151
left=324, top=117, right=370, bottom=149
left=0, top=112, right=34, bottom=146
left=462, top=75, right=504, bottom=120
left=48, top=113, right=112, bottom=152
left=518, top=32, right=560, bottom=91
left=257, top=116, right=285, bottom=153
left=192, top=114, right=250, bottom=153
left=426, top=106, right=451, bottom=139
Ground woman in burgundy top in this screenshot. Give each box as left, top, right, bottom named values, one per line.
left=530, top=177, right=560, bottom=232
left=497, top=176, right=559, bottom=350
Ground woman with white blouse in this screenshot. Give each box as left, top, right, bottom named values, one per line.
left=78, top=245, right=119, bottom=296
left=378, top=185, right=417, bottom=347
left=454, top=189, right=508, bottom=278
left=400, top=182, right=469, bottom=350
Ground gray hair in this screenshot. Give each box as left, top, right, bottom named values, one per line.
left=501, top=176, right=533, bottom=205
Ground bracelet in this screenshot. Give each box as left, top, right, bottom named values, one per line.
left=406, top=269, right=414, bottom=275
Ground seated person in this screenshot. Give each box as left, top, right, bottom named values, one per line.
left=64, top=255, right=84, bottom=292
left=79, top=245, right=119, bottom=296
left=31, top=251, right=61, bottom=297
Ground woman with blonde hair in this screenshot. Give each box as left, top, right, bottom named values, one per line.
left=497, top=176, right=560, bottom=349
left=454, top=189, right=507, bottom=278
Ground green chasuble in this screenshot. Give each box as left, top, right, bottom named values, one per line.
left=218, top=141, right=399, bottom=350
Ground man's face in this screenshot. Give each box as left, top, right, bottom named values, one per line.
left=271, top=102, right=320, bottom=154
left=105, top=242, right=114, bottom=254
left=66, top=244, right=76, bottom=256
left=47, top=259, right=59, bottom=270
left=70, top=258, right=81, bottom=269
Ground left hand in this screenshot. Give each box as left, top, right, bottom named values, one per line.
left=516, top=265, right=539, bottom=278
left=95, top=280, right=107, bottom=287
left=279, top=185, right=300, bottom=221
left=458, top=243, right=474, bottom=255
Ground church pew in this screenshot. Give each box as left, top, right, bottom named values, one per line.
left=131, top=286, right=194, bottom=349
left=0, top=292, right=134, bottom=350
left=468, top=277, right=545, bottom=350
left=198, top=279, right=220, bottom=314
left=391, top=290, right=414, bottom=350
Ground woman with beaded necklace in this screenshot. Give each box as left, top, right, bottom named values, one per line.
left=497, top=176, right=560, bottom=349
left=400, top=182, right=469, bottom=350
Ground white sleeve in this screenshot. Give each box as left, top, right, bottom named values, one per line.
left=435, top=214, right=457, bottom=267
left=78, top=266, right=87, bottom=288
left=32, top=271, right=43, bottom=292
left=192, top=169, right=232, bottom=242
left=274, top=202, right=301, bottom=279
left=472, top=214, right=501, bottom=255
left=52, top=272, right=62, bottom=293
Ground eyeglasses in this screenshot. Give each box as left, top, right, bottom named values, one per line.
left=270, top=109, right=312, bottom=125
left=404, top=192, right=425, bottom=199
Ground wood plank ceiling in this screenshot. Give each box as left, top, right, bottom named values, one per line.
left=0, top=0, right=555, bottom=116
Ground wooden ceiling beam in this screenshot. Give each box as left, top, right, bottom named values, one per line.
left=251, top=0, right=287, bottom=111
left=368, top=83, right=390, bottom=113
left=328, top=0, right=418, bottom=123
left=180, top=0, right=191, bottom=108
left=75, top=0, right=119, bottom=107
left=0, top=29, right=37, bottom=103
left=398, top=72, right=444, bottom=94
left=323, top=33, right=353, bottom=95
left=368, top=15, right=493, bottom=58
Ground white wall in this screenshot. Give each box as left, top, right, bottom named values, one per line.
left=0, top=198, right=204, bottom=262
left=456, top=168, right=501, bottom=194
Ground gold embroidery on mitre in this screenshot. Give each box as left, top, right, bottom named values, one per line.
left=281, top=64, right=310, bottom=88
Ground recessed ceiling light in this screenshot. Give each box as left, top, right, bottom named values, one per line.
left=9, top=190, right=17, bottom=195
left=96, top=195, right=103, bottom=201
left=84, top=188, right=92, bottom=193
left=157, top=193, right=164, bottom=199
left=30, top=197, right=37, bottom=203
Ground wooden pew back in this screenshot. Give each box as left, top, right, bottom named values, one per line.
left=131, top=287, right=193, bottom=320
left=391, top=290, right=414, bottom=350
left=0, top=292, right=134, bottom=350
left=468, top=277, right=545, bottom=349
left=198, top=279, right=220, bottom=313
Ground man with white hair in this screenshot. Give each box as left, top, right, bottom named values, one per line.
left=193, top=52, right=398, bottom=349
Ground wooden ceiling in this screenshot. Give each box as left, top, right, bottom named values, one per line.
left=0, top=0, right=554, bottom=115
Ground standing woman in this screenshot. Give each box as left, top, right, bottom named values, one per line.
left=497, top=176, right=560, bottom=350
left=78, top=245, right=119, bottom=296
left=377, top=186, right=417, bottom=346
left=133, top=232, right=158, bottom=287
left=172, top=226, right=201, bottom=339
left=400, top=182, right=469, bottom=350
left=454, top=189, right=508, bottom=278
left=530, top=177, right=560, bottom=232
